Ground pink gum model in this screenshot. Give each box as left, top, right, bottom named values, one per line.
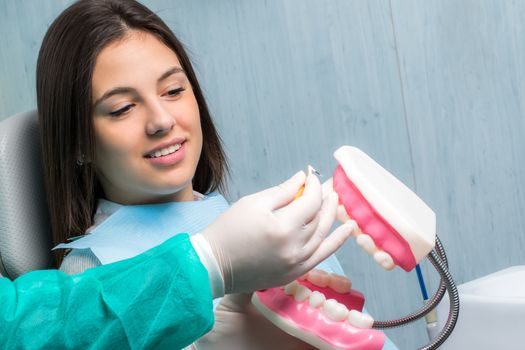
left=252, top=279, right=385, bottom=350
left=333, top=165, right=416, bottom=271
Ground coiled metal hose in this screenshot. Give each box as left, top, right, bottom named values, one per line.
left=372, top=236, right=460, bottom=350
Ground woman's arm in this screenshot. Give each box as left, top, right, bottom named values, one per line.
left=0, top=234, right=213, bottom=349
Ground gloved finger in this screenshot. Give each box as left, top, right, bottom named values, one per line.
left=252, top=170, right=306, bottom=210
left=321, top=178, right=334, bottom=200
left=298, top=192, right=339, bottom=258
left=276, top=172, right=322, bottom=229
left=316, top=191, right=338, bottom=237
left=301, top=220, right=357, bottom=271
left=296, top=211, right=321, bottom=245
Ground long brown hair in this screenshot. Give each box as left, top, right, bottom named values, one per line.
left=37, top=0, right=229, bottom=266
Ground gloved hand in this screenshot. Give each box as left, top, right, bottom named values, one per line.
left=193, top=293, right=317, bottom=350
left=202, top=170, right=356, bottom=294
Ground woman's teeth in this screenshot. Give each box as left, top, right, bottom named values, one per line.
left=282, top=280, right=374, bottom=328
left=150, top=144, right=181, bottom=158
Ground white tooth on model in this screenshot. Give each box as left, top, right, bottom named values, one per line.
left=284, top=280, right=299, bottom=295
left=306, top=269, right=330, bottom=287
left=356, top=233, right=377, bottom=255
left=347, top=310, right=374, bottom=329
left=323, top=299, right=350, bottom=322
left=373, top=251, right=395, bottom=270
left=161, top=148, right=169, bottom=156
left=336, top=205, right=351, bottom=223
left=294, top=285, right=312, bottom=302
left=328, top=273, right=352, bottom=294
left=309, top=291, right=326, bottom=308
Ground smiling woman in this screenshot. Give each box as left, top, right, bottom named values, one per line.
left=91, top=31, right=203, bottom=204
left=37, top=0, right=228, bottom=263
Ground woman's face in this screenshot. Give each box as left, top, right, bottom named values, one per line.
left=91, top=31, right=202, bottom=204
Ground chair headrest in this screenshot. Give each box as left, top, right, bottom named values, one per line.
left=0, top=110, right=54, bottom=279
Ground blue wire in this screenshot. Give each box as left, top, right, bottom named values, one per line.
left=415, top=264, right=429, bottom=300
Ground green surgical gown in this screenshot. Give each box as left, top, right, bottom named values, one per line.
left=0, top=233, right=213, bottom=349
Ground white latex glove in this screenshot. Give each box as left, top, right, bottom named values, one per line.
left=202, top=170, right=356, bottom=294
left=194, top=293, right=317, bottom=350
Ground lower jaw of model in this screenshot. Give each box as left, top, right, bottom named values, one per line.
left=251, top=270, right=385, bottom=350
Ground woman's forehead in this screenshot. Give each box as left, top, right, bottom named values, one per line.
left=92, top=31, right=182, bottom=90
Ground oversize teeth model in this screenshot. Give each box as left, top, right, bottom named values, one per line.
left=251, top=146, right=438, bottom=349
left=251, top=270, right=385, bottom=350
left=327, top=146, right=436, bottom=272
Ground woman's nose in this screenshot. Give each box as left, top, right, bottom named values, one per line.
left=145, top=102, right=176, bottom=136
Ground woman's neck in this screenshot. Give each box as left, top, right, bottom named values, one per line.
left=104, top=184, right=197, bottom=205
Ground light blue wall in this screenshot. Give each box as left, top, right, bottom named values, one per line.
left=1, top=1, right=524, bottom=348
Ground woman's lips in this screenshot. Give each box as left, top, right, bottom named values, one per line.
left=145, top=141, right=186, bottom=167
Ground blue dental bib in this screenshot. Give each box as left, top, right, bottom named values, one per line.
left=54, top=192, right=230, bottom=265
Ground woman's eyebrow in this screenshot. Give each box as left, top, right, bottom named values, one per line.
left=93, top=87, right=136, bottom=108
left=158, top=66, right=185, bottom=83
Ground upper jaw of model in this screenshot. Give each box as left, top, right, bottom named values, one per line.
left=326, top=146, right=436, bottom=272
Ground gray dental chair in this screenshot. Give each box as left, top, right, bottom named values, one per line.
left=0, top=110, right=54, bottom=279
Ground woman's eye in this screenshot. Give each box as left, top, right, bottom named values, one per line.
left=109, top=104, right=134, bottom=117
left=165, top=87, right=185, bottom=97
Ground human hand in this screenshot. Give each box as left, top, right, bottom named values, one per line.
left=194, top=293, right=317, bottom=350
left=202, top=170, right=357, bottom=294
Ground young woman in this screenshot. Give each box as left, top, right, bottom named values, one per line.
left=35, top=0, right=366, bottom=349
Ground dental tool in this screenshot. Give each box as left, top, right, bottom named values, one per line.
left=252, top=146, right=459, bottom=350
left=294, top=166, right=322, bottom=200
